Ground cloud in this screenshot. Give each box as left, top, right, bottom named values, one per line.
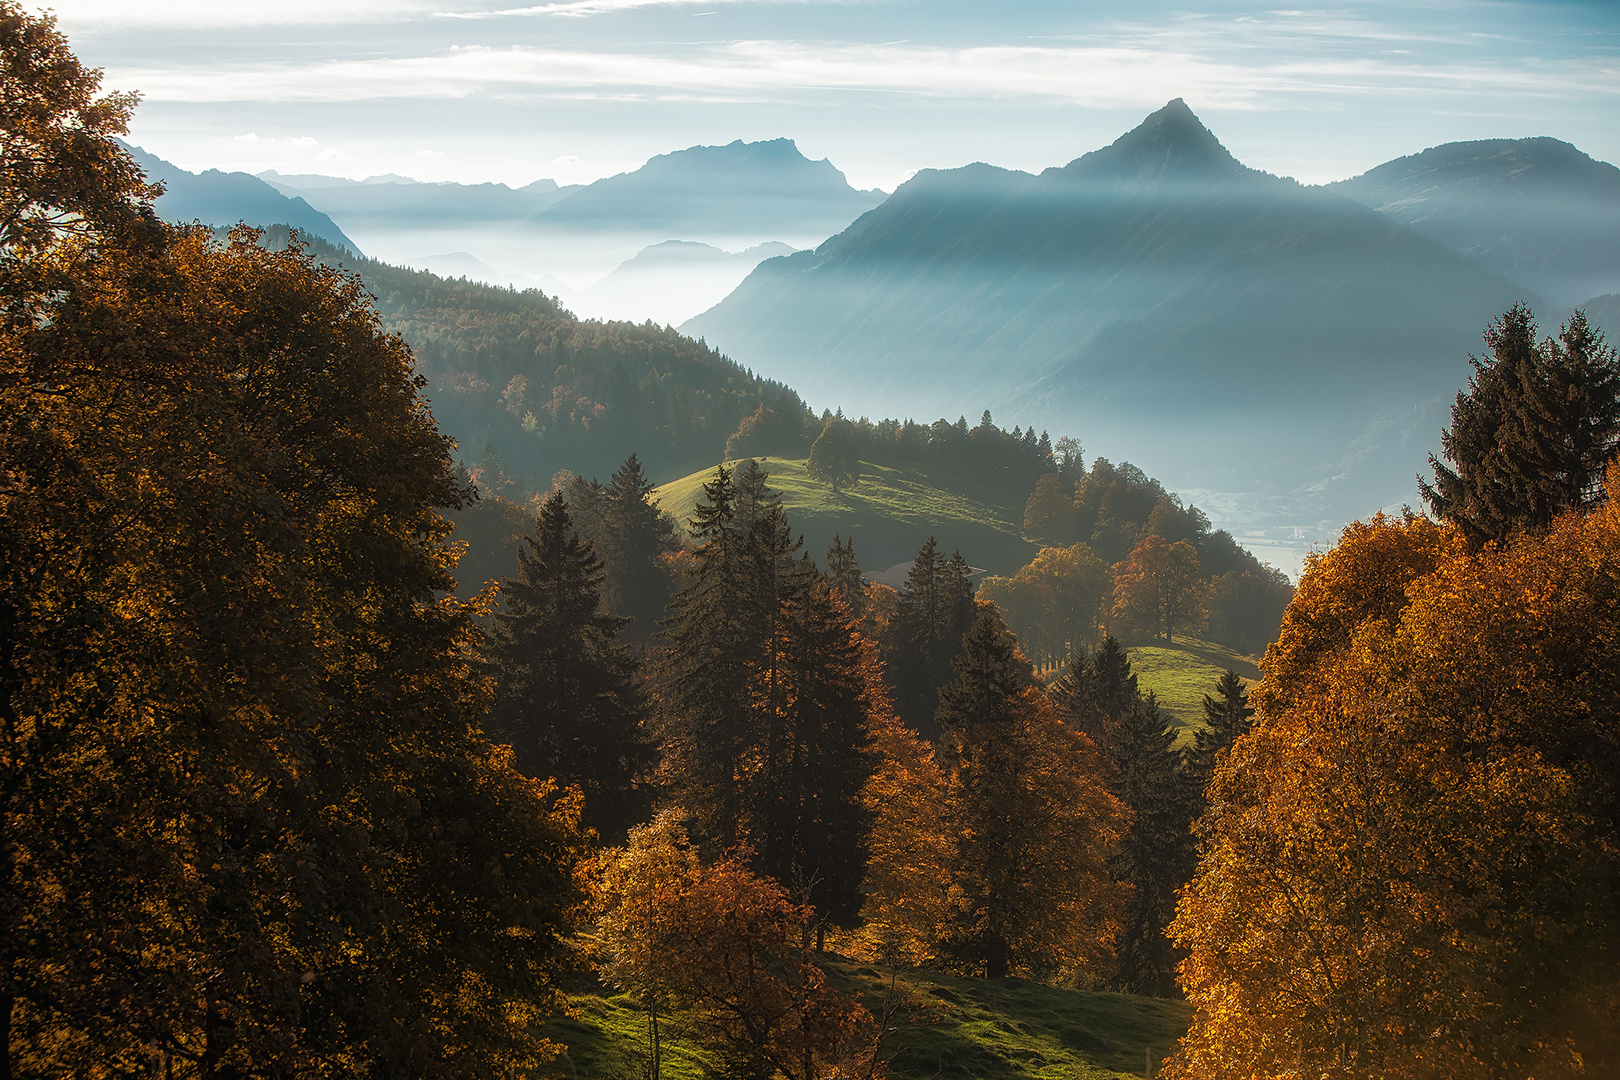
left=50, top=0, right=443, bottom=29
left=234, top=132, right=322, bottom=148
left=108, top=36, right=1619, bottom=110
left=437, top=0, right=812, bottom=17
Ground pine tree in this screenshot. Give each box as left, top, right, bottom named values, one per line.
left=488, top=491, right=655, bottom=841
left=1050, top=637, right=1194, bottom=997
left=935, top=608, right=1126, bottom=980
left=1422, top=304, right=1620, bottom=546
left=1184, top=669, right=1254, bottom=818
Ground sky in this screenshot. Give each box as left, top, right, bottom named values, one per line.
left=45, top=0, right=1620, bottom=192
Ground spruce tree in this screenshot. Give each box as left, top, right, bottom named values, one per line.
left=759, top=579, right=879, bottom=931
left=1185, top=669, right=1255, bottom=817
left=489, top=492, right=655, bottom=841
left=935, top=608, right=1125, bottom=980
left=825, top=534, right=865, bottom=618
left=1422, top=304, right=1620, bottom=546
left=658, top=465, right=757, bottom=849
left=886, top=538, right=976, bottom=738
left=1050, top=637, right=1193, bottom=997
left=597, top=453, right=680, bottom=639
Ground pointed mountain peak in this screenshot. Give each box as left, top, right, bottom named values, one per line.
left=1057, top=99, right=1251, bottom=184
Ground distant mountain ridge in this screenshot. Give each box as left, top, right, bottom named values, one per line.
left=1328, top=137, right=1620, bottom=306
left=122, top=142, right=361, bottom=254
left=534, top=138, right=886, bottom=236
left=681, top=100, right=1525, bottom=519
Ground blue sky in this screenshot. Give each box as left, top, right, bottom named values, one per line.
left=50, top=0, right=1620, bottom=190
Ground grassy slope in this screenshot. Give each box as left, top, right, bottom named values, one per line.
left=1125, top=638, right=1261, bottom=741
left=538, top=966, right=1192, bottom=1080
left=654, top=456, right=1038, bottom=577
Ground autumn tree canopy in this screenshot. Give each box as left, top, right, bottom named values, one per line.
left=0, top=9, right=589, bottom=1073
left=1169, top=499, right=1620, bottom=1079
left=1110, top=533, right=1207, bottom=643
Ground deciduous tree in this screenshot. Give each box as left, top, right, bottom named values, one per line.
left=1110, top=534, right=1206, bottom=643
left=1169, top=493, right=1620, bottom=1078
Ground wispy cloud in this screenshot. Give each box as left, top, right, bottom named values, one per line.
left=108, top=37, right=1620, bottom=109
left=50, top=0, right=443, bottom=29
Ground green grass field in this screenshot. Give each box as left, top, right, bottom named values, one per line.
left=1125, top=638, right=1261, bottom=742
left=536, top=965, right=1192, bottom=1080
left=654, top=456, right=1038, bottom=577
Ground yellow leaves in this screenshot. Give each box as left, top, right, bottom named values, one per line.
left=1170, top=503, right=1620, bottom=1079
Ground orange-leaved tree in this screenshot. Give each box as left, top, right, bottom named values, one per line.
left=0, top=9, right=590, bottom=1073
left=1110, top=533, right=1206, bottom=643
left=594, top=812, right=883, bottom=1080
left=1168, top=500, right=1620, bottom=1079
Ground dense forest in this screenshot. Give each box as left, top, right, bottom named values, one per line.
left=244, top=224, right=809, bottom=492
left=6, top=8, right=1619, bottom=1079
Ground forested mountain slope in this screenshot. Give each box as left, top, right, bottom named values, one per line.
left=251, top=228, right=803, bottom=490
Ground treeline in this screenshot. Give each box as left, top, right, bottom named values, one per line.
left=982, top=457, right=1293, bottom=665
left=243, top=225, right=807, bottom=489
left=730, top=406, right=1060, bottom=494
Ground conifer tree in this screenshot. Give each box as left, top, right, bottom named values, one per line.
left=1422, top=304, right=1620, bottom=546
left=598, top=453, right=680, bottom=637
left=489, top=491, right=655, bottom=841
left=1184, top=669, right=1254, bottom=818
left=935, top=608, right=1126, bottom=980
left=825, top=534, right=865, bottom=619
left=759, top=580, right=880, bottom=931
left=1050, top=636, right=1194, bottom=996
left=885, top=538, right=976, bottom=737
left=658, top=465, right=756, bottom=849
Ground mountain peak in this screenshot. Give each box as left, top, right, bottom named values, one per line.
left=1057, top=99, right=1249, bottom=184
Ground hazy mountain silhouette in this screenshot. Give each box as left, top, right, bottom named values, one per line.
left=534, top=138, right=885, bottom=237
left=574, top=240, right=796, bottom=324
left=681, top=100, right=1528, bottom=522
left=1329, top=138, right=1620, bottom=307
left=263, top=172, right=583, bottom=224
left=123, top=143, right=360, bottom=254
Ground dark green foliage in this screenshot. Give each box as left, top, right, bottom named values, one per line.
left=488, top=492, right=656, bottom=841
left=806, top=415, right=861, bottom=490
left=658, top=463, right=876, bottom=921
left=935, top=608, right=1035, bottom=735
left=1422, top=304, right=1620, bottom=547
left=761, top=580, right=879, bottom=927
left=884, top=537, right=977, bottom=739
left=826, top=534, right=864, bottom=618
left=724, top=393, right=816, bottom=460
left=1183, top=669, right=1254, bottom=819
left=1050, top=637, right=1194, bottom=998
left=233, top=225, right=794, bottom=490
left=658, top=465, right=757, bottom=850
left=1205, top=565, right=1293, bottom=655
left=597, top=454, right=682, bottom=639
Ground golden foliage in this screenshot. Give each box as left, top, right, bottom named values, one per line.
left=1168, top=499, right=1620, bottom=1079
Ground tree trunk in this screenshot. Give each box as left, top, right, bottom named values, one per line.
left=985, top=931, right=1009, bottom=980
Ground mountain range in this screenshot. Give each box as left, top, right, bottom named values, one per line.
left=128, top=110, right=1620, bottom=570
left=123, top=142, right=360, bottom=254
left=681, top=101, right=1620, bottom=552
